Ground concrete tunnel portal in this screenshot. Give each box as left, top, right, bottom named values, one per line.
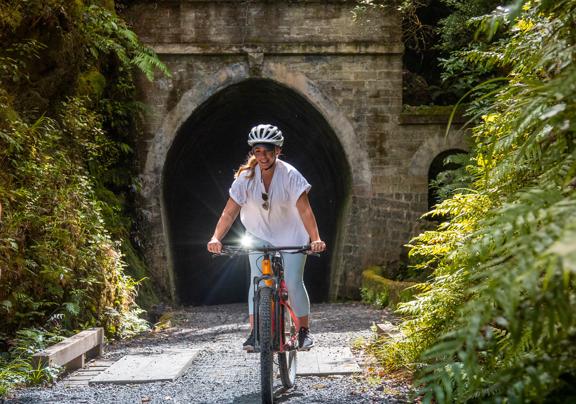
left=163, top=79, right=351, bottom=306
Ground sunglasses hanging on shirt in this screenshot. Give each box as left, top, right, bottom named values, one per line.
left=261, top=192, right=269, bottom=210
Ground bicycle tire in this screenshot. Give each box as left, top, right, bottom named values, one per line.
left=278, top=305, right=297, bottom=388
left=258, top=287, right=274, bottom=404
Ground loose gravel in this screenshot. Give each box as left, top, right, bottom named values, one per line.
left=5, top=303, right=412, bottom=403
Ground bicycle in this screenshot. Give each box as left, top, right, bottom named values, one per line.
left=214, top=244, right=318, bottom=404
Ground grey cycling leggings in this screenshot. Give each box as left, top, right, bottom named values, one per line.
left=247, top=236, right=310, bottom=318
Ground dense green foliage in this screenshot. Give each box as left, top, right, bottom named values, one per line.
left=355, top=0, right=506, bottom=104
left=0, top=328, right=65, bottom=396
left=0, top=0, right=168, bottom=395
left=377, top=0, right=576, bottom=402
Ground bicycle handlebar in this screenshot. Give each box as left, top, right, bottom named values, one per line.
left=213, top=244, right=320, bottom=257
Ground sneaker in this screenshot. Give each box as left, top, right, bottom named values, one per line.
left=243, top=329, right=255, bottom=352
left=298, top=327, right=314, bottom=351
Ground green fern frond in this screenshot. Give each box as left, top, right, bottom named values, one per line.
left=131, top=49, right=172, bottom=81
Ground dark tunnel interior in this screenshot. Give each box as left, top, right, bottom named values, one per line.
left=163, top=79, right=351, bottom=306
left=427, top=148, right=467, bottom=210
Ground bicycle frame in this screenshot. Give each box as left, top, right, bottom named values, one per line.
left=252, top=251, right=299, bottom=354
left=213, top=244, right=317, bottom=401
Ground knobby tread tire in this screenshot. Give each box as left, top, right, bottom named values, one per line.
left=258, top=287, right=274, bottom=404
left=278, top=306, right=297, bottom=388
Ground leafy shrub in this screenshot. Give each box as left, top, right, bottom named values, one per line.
left=0, top=0, right=168, bottom=397
left=361, top=287, right=390, bottom=308
left=0, top=328, right=64, bottom=396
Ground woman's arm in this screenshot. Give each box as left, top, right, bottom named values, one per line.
left=296, top=192, right=326, bottom=252
left=207, top=197, right=241, bottom=253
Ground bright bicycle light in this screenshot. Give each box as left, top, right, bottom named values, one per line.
left=241, top=234, right=253, bottom=247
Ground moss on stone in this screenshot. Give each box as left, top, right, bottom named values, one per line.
left=402, top=104, right=461, bottom=115
left=77, top=68, right=107, bottom=99
left=94, top=0, right=116, bottom=13
left=361, top=266, right=419, bottom=308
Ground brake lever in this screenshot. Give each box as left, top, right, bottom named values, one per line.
left=304, top=250, right=320, bottom=257
left=211, top=250, right=234, bottom=258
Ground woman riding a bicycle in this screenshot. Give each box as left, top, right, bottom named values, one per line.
left=207, top=124, right=326, bottom=351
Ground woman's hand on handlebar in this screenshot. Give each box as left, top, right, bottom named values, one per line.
left=207, top=237, right=223, bottom=254
left=310, top=239, right=326, bottom=253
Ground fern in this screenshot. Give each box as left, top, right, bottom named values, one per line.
left=376, top=1, right=576, bottom=402
left=131, top=48, right=171, bottom=81
left=82, top=5, right=171, bottom=81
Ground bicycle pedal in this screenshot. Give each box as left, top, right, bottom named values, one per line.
left=282, top=343, right=297, bottom=351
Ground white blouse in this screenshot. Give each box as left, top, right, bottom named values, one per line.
left=229, top=159, right=311, bottom=246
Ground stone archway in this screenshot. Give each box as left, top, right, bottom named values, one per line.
left=144, top=63, right=370, bottom=190
left=162, top=78, right=351, bottom=305
left=409, top=133, right=469, bottom=177
left=139, top=63, right=366, bottom=303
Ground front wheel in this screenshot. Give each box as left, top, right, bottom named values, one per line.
left=278, top=305, right=297, bottom=388
left=258, top=287, right=274, bottom=404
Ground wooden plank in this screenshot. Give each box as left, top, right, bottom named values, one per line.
left=89, top=361, right=115, bottom=366
left=71, top=370, right=103, bottom=376
left=32, top=328, right=103, bottom=370
left=63, top=381, right=90, bottom=387
left=66, top=375, right=96, bottom=381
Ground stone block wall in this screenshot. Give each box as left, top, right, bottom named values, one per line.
left=131, top=0, right=400, bottom=46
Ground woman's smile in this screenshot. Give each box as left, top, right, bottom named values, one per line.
left=258, top=157, right=274, bottom=169
left=253, top=146, right=277, bottom=169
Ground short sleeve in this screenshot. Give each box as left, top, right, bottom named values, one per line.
left=289, top=169, right=311, bottom=205
left=229, top=177, right=247, bottom=206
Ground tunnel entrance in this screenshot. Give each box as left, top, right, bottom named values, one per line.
left=163, top=79, right=350, bottom=306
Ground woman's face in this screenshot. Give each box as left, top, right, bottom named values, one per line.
left=253, top=145, right=280, bottom=170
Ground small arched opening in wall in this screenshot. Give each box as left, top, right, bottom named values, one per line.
left=428, top=148, right=468, bottom=210
left=162, top=78, right=351, bottom=306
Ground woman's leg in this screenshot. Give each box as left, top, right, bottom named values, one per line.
left=282, top=252, right=313, bottom=349
left=247, top=252, right=260, bottom=324
left=282, top=253, right=310, bottom=327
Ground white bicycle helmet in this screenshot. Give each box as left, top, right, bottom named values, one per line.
left=247, top=124, right=284, bottom=147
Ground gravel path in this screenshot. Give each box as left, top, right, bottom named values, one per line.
left=6, top=303, right=411, bottom=403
